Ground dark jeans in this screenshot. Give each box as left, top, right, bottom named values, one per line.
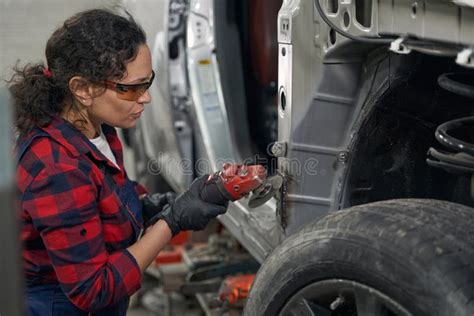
left=26, top=283, right=129, bottom=316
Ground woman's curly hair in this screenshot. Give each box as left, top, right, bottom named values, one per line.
left=8, top=8, right=146, bottom=137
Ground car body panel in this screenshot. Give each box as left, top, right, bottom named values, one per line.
left=277, top=0, right=474, bottom=236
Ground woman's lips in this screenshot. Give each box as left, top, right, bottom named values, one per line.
left=130, top=111, right=143, bottom=119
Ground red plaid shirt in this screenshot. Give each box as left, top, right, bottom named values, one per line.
left=16, top=116, right=147, bottom=311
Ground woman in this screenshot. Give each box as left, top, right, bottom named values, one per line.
left=9, top=8, right=227, bottom=315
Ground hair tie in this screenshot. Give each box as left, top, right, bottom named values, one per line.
left=43, top=68, right=52, bottom=78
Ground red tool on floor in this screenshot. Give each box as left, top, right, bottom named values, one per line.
left=218, top=274, right=256, bottom=306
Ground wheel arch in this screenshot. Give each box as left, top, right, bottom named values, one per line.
left=337, top=51, right=474, bottom=210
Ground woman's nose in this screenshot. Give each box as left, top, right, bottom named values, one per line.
left=138, top=90, right=152, bottom=104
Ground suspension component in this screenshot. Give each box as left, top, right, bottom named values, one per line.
left=428, top=72, right=474, bottom=199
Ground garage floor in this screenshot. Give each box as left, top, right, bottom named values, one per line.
left=126, top=264, right=245, bottom=316
left=127, top=288, right=204, bottom=316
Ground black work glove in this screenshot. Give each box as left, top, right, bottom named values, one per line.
left=142, top=192, right=177, bottom=229
left=157, top=175, right=228, bottom=236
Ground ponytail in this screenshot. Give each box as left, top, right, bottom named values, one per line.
left=8, top=63, right=67, bottom=137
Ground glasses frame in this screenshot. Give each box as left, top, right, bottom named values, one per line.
left=104, top=70, right=155, bottom=101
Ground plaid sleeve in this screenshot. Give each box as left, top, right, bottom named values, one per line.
left=23, top=162, right=141, bottom=311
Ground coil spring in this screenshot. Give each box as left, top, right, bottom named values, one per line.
left=427, top=72, right=474, bottom=175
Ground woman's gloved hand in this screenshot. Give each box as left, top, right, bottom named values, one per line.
left=156, top=175, right=228, bottom=236
left=142, top=191, right=177, bottom=229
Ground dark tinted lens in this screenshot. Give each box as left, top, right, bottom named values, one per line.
left=106, top=70, right=155, bottom=101
left=116, top=85, right=130, bottom=93
left=115, top=84, right=150, bottom=101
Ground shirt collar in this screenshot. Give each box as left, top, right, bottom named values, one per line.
left=38, top=116, right=90, bottom=157
left=37, top=116, right=123, bottom=169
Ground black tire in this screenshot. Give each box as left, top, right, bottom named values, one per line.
left=244, top=199, right=474, bottom=316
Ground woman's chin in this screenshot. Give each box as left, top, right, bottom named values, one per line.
left=118, top=119, right=139, bottom=129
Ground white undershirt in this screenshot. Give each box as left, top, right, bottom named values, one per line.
left=90, top=128, right=120, bottom=169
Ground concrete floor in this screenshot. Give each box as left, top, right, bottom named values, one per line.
left=125, top=270, right=206, bottom=316
left=127, top=290, right=205, bottom=316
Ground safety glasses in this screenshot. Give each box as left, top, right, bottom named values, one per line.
left=104, top=70, right=155, bottom=101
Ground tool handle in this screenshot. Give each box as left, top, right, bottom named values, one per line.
left=200, top=178, right=232, bottom=205
left=199, top=164, right=268, bottom=205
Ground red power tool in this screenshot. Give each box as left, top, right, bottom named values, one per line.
left=200, top=163, right=283, bottom=208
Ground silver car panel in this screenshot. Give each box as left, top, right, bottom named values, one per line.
left=187, top=0, right=235, bottom=166
left=125, top=0, right=189, bottom=191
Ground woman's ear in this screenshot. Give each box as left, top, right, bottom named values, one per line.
left=68, top=76, right=95, bottom=106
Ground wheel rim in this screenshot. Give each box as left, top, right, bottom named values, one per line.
left=280, top=279, right=411, bottom=316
